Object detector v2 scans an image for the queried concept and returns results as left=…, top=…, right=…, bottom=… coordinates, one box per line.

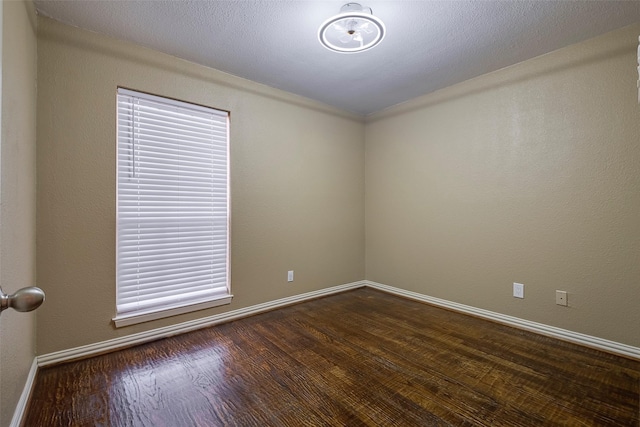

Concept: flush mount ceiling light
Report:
left=318, top=3, right=386, bottom=54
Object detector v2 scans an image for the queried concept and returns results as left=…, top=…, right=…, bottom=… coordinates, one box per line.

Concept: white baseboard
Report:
left=37, top=278, right=640, bottom=366
left=10, top=357, right=38, bottom=427
left=37, top=280, right=366, bottom=367
left=364, top=280, right=640, bottom=360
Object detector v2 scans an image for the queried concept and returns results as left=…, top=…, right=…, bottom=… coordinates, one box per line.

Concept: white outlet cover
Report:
left=513, top=283, right=524, bottom=298
left=556, top=290, right=568, bottom=306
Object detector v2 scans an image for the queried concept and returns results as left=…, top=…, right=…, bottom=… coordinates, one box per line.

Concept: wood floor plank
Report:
left=23, top=288, right=639, bottom=426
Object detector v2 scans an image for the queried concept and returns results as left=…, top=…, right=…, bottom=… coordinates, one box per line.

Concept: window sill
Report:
left=113, top=295, right=233, bottom=328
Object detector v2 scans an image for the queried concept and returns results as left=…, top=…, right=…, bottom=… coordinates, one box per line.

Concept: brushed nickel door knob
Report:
left=0, top=286, right=45, bottom=314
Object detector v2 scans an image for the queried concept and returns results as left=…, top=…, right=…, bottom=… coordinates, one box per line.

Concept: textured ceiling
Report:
left=34, top=1, right=640, bottom=116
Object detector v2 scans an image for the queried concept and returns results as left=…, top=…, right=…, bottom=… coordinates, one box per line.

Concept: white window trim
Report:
left=113, top=88, right=231, bottom=327
left=113, top=295, right=233, bottom=328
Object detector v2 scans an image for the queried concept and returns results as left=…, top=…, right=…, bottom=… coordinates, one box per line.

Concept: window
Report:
left=114, top=88, right=231, bottom=327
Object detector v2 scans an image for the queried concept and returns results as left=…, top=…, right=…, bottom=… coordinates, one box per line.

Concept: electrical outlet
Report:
left=513, top=282, right=524, bottom=299
left=287, top=270, right=294, bottom=282
left=556, top=290, right=568, bottom=306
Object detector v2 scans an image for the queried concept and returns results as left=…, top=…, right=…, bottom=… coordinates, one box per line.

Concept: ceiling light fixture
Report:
left=318, top=3, right=386, bottom=54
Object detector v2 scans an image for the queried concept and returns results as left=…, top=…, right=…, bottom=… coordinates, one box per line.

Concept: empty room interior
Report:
left=1, top=0, right=640, bottom=425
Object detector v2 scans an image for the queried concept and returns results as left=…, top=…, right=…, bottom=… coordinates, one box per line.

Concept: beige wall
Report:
left=0, top=0, right=38, bottom=424
left=36, top=18, right=365, bottom=354
left=365, top=24, right=640, bottom=347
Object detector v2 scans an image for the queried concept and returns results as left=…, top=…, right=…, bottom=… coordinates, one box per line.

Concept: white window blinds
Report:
left=116, top=88, right=230, bottom=323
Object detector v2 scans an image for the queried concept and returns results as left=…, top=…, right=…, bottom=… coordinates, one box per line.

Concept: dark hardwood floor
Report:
left=24, top=288, right=639, bottom=426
